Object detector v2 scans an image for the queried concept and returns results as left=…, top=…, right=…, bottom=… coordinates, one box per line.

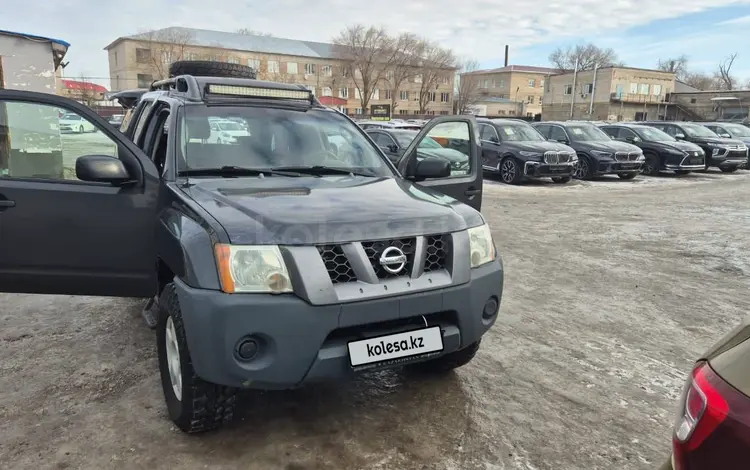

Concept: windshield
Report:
left=681, top=124, right=718, bottom=138
left=61, top=113, right=79, bottom=120
left=180, top=106, right=392, bottom=177
left=723, top=123, right=750, bottom=137
left=635, top=126, right=675, bottom=142
left=567, top=124, right=610, bottom=142
left=496, top=124, right=545, bottom=142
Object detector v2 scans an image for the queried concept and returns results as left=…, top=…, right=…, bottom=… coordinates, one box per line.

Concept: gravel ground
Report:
left=1, top=170, right=749, bottom=470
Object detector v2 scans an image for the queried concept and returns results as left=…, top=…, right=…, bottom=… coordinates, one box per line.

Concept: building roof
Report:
left=465, top=65, right=559, bottom=75
left=61, top=79, right=108, bottom=93
left=104, top=26, right=337, bottom=59
left=549, top=65, right=676, bottom=77
left=0, top=29, right=70, bottom=48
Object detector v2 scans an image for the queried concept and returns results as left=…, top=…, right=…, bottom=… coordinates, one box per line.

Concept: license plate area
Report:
left=347, top=326, right=444, bottom=368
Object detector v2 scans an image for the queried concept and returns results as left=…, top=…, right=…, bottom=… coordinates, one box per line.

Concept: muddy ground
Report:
left=2, top=170, right=749, bottom=470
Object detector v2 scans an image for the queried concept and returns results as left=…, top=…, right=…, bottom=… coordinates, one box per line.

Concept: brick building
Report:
left=460, top=65, right=557, bottom=118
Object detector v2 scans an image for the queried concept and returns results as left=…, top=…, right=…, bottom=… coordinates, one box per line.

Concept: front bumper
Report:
left=664, top=153, right=705, bottom=171
left=708, top=149, right=748, bottom=168
left=524, top=161, right=576, bottom=178
left=174, top=259, right=504, bottom=389
left=595, top=160, right=643, bottom=175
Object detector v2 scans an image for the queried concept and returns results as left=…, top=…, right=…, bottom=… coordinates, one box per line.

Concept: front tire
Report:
left=408, top=340, right=481, bottom=374
left=642, top=153, right=660, bottom=176
left=499, top=156, right=523, bottom=185
left=551, top=176, right=571, bottom=184
left=157, top=283, right=237, bottom=433
left=618, top=172, right=638, bottom=180
left=78, top=125, right=84, bottom=134
left=573, top=155, right=593, bottom=180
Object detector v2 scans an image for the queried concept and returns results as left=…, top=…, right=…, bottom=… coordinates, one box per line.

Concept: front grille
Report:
left=726, top=144, right=745, bottom=151
left=317, top=245, right=357, bottom=284
left=362, top=237, right=416, bottom=279
left=615, top=151, right=640, bottom=162
left=424, top=235, right=448, bottom=272
left=543, top=151, right=573, bottom=164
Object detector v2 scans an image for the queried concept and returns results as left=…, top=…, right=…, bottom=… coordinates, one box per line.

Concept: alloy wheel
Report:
left=500, top=159, right=516, bottom=183
left=573, top=159, right=588, bottom=179
left=165, top=316, right=183, bottom=401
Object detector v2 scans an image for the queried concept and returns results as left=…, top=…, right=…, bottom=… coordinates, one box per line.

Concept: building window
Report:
left=322, top=87, right=332, bottom=96
left=207, top=55, right=221, bottom=62
left=355, top=88, right=362, bottom=100
left=304, top=63, right=316, bottom=75
left=399, top=109, right=409, bottom=115
left=652, top=84, right=662, bottom=95
left=526, top=96, right=534, bottom=104
left=384, top=89, right=392, bottom=100
left=386, top=70, right=394, bottom=81
left=440, top=92, right=450, bottom=103
left=528, top=79, right=536, bottom=87
left=342, top=108, right=349, bottom=115
left=427, top=110, right=435, bottom=115
left=355, top=68, right=363, bottom=79
left=339, top=87, right=349, bottom=99
left=248, top=58, right=261, bottom=70
left=564, top=85, right=573, bottom=95
left=287, top=62, right=298, bottom=74
left=482, top=80, right=489, bottom=88
left=428, top=92, right=436, bottom=102
left=583, top=83, right=593, bottom=94
left=498, top=110, right=506, bottom=115
left=137, top=74, right=153, bottom=88
left=322, top=65, right=332, bottom=76
left=415, top=74, right=422, bottom=83
left=135, top=48, right=151, bottom=64
left=228, top=57, right=240, bottom=64
left=639, top=83, right=649, bottom=95
left=440, top=110, right=449, bottom=115
left=441, top=75, right=450, bottom=84
left=540, top=79, right=545, bottom=88
left=526, top=112, right=533, bottom=117
left=160, top=51, right=172, bottom=64
left=629, top=82, right=638, bottom=94
left=355, top=108, right=364, bottom=115
left=185, top=52, right=198, bottom=60
left=267, top=60, right=279, bottom=73
left=400, top=90, right=409, bottom=101
left=372, top=88, right=380, bottom=100
left=114, top=52, right=118, bottom=66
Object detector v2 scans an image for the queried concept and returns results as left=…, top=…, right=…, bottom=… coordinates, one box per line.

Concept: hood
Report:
left=506, top=140, right=575, bottom=153
left=573, top=139, right=641, bottom=153
left=185, top=176, right=483, bottom=245
left=655, top=140, right=703, bottom=152
left=688, top=136, right=744, bottom=146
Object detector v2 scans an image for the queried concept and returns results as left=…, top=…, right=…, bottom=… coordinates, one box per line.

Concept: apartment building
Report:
left=461, top=65, right=558, bottom=117
left=542, top=66, right=676, bottom=121
left=104, top=27, right=456, bottom=116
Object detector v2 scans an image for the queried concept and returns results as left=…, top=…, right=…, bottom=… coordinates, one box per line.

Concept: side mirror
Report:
left=387, top=143, right=399, bottom=153
left=720, top=133, right=732, bottom=138
left=675, top=133, right=685, bottom=140
left=412, top=158, right=451, bottom=180
left=489, top=135, right=500, bottom=143
left=76, top=155, right=132, bottom=185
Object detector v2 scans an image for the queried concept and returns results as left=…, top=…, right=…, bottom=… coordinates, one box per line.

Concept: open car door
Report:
left=0, top=89, right=160, bottom=297
left=396, top=115, right=483, bottom=211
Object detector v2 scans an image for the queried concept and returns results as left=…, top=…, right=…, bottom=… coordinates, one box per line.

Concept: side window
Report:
left=480, top=125, right=499, bottom=142
left=618, top=128, right=638, bottom=141
left=416, top=121, right=472, bottom=177
left=534, top=125, right=550, bottom=138
left=601, top=127, right=619, bottom=139
left=373, top=133, right=395, bottom=147
left=0, top=101, right=117, bottom=181
left=142, top=105, right=171, bottom=175
left=661, top=125, right=677, bottom=137
left=549, top=126, right=568, bottom=142
left=715, top=126, right=730, bottom=137
left=131, top=99, right=155, bottom=146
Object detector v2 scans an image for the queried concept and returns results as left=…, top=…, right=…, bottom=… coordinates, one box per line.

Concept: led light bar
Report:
left=207, top=84, right=311, bottom=100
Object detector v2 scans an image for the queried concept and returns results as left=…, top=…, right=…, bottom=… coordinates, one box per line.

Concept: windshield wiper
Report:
left=270, top=165, right=375, bottom=177
left=179, top=166, right=304, bottom=177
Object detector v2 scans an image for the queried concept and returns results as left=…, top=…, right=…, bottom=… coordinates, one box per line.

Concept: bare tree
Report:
left=332, top=25, right=395, bottom=112
left=657, top=55, right=689, bottom=80
left=236, top=28, right=274, bottom=37
left=682, top=71, right=716, bottom=91
left=716, top=53, right=738, bottom=91
left=382, top=32, right=421, bottom=112
left=415, top=41, right=456, bottom=114
left=138, top=28, right=196, bottom=79
left=75, top=74, right=98, bottom=108
left=455, top=59, right=482, bottom=114
left=549, top=43, right=620, bottom=71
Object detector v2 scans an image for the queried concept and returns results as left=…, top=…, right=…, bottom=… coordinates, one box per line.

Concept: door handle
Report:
left=0, top=199, right=16, bottom=208
left=465, top=188, right=481, bottom=196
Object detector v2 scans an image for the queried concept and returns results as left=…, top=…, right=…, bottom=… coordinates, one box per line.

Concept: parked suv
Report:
left=0, top=61, right=503, bottom=434
left=701, top=122, right=750, bottom=169
left=599, top=123, right=705, bottom=176
left=640, top=121, right=747, bottom=173
left=477, top=118, right=577, bottom=184
left=533, top=121, right=645, bottom=180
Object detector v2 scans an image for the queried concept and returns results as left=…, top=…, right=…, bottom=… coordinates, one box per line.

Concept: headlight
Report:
left=590, top=150, right=613, bottom=158
left=519, top=151, right=542, bottom=159
left=636, top=153, right=645, bottom=161
left=707, top=142, right=727, bottom=148
left=570, top=154, right=579, bottom=162
left=214, top=244, right=293, bottom=293
left=468, top=223, right=497, bottom=268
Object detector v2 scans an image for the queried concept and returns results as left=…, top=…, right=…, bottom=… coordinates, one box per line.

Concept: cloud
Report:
left=2, top=0, right=750, bottom=87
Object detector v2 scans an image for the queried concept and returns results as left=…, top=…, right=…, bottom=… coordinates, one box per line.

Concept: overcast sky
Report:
left=3, top=0, right=750, bottom=88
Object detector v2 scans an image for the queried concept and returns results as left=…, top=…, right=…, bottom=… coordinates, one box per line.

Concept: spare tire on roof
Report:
left=168, top=60, right=257, bottom=79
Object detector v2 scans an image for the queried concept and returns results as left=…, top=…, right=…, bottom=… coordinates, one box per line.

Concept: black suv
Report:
left=640, top=121, right=747, bottom=172
left=477, top=118, right=577, bottom=184
left=701, top=122, right=750, bottom=169
left=532, top=121, right=645, bottom=180
left=0, top=61, right=503, bottom=434
left=599, top=123, right=705, bottom=176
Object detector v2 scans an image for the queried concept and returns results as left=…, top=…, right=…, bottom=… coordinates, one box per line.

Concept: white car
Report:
left=58, top=113, right=96, bottom=133
left=209, top=119, right=250, bottom=144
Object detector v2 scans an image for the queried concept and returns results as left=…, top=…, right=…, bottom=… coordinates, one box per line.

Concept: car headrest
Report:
left=186, top=117, right=211, bottom=140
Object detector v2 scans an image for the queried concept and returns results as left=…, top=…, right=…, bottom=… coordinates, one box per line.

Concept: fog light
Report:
left=237, top=339, right=259, bottom=360
left=482, top=296, right=499, bottom=319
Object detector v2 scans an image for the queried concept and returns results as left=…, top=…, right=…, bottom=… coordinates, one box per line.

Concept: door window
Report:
left=661, top=125, right=678, bottom=137
left=549, top=126, right=569, bottom=142
left=0, top=101, right=117, bottom=181
left=372, top=132, right=396, bottom=148
left=534, top=125, right=550, bottom=138
left=480, top=124, right=499, bottom=142
left=601, top=127, right=619, bottom=139
left=415, top=121, right=471, bottom=177
left=618, top=128, right=638, bottom=141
